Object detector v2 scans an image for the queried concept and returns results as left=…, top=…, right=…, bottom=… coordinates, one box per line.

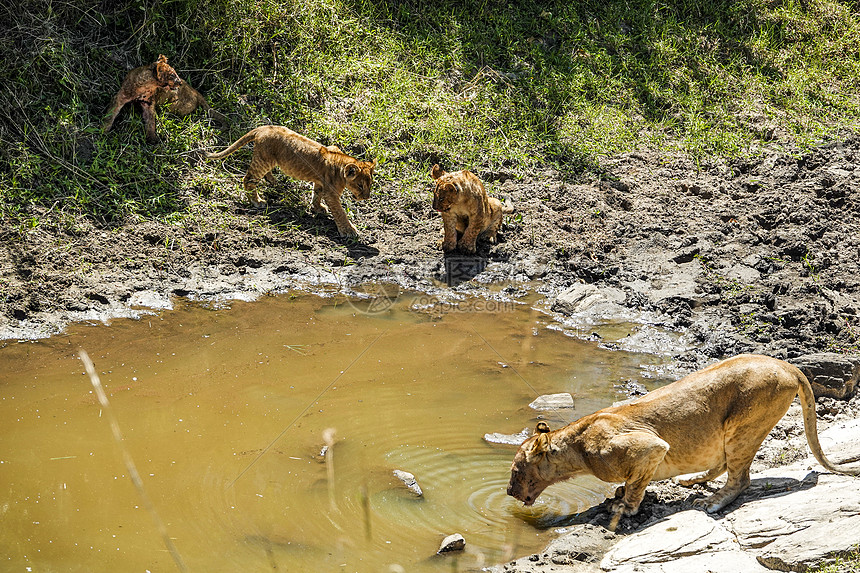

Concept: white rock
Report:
left=437, top=533, right=465, bottom=554
left=393, top=470, right=423, bottom=497
left=529, top=393, right=575, bottom=410
left=599, top=510, right=760, bottom=572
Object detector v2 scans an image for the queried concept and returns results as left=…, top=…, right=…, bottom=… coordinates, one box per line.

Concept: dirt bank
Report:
left=3, top=134, right=859, bottom=360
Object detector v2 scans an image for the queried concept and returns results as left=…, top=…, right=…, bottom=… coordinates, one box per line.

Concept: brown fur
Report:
left=103, top=55, right=226, bottom=144
left=153, top=82, right=228, bottom=126
left=430, top=165, right=513, bottom=253
left=507, top=354, right=859, bottom=529
left=206, top=125, right=376, bottom=237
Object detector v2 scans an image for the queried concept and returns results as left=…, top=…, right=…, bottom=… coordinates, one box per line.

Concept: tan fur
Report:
left=206, top=125, right=376, bottom=237
left=431, top=165, right=513, bottom=254
left=103, top=54, right=226, bottom=144
left=153, top=82, right=228, bottom=126
left=507, top=354, right=859, bottom=529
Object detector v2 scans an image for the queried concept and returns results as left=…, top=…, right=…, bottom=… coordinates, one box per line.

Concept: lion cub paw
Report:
left=456, top=241, right=477, bottom=254
left=338, top=224, right=359, bottom=238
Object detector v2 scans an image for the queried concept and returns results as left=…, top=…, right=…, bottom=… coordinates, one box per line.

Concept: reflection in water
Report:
left=0, top=291, right=675, bottom=572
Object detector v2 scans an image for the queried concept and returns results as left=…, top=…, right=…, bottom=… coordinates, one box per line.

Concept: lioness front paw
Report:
left=441, top=240, right=456, bottom=252
left=691, top=496, right=724, bottom=514
left=608, top=498, right=638, bottom=517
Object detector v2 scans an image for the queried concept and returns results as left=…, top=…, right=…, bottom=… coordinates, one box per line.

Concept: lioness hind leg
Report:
left=693, top=421, right=772, bottom=513
left=676, top=463, right=727, bottom=487
left=693, top=464, right=751, bottom=513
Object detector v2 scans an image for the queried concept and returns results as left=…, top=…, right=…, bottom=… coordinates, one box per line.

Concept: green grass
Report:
left=2, top=0, right=860, bottom=225
left=808, top=547, right=860, bottom=573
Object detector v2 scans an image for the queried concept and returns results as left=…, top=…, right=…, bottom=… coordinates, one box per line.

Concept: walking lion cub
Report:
left=206, top=125, right=376, bottom=237
left=508, top=354, right=860, bottom=530
left=431, top=165, right=513, bottom=254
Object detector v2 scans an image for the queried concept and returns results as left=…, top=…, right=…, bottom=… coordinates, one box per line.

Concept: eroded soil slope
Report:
left=2, top=135, right=859, bottom=359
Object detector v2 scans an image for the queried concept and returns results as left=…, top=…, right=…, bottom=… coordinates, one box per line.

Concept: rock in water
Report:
left=393, top=470, right=423, bottom=497
left=437, top=533, right=465, bottom=554
left=483, top=427, right=531, bottom=445
left=529, top=393, right=575, bottom=410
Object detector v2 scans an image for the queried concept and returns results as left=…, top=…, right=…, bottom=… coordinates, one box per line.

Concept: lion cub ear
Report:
left=431, top=164, right=445, bottom=180
left=157, top=54, right=169, bottom=64
left=345, top=164, right=358, bottom=179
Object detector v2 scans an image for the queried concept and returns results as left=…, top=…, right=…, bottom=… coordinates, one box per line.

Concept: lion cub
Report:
left=103, top=54, right=226, bottom=144
left=431, top=164, right=513, bottom=254
left=206, top=125, right=376, bottom=237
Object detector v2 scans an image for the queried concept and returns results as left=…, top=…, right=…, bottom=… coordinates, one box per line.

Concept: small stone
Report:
left=437, top=533, right=465, bottom=554
left=393, top=470, right=423, bottom=497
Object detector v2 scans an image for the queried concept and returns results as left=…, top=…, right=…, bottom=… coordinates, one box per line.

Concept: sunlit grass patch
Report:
left=2, top=0, right=860, bottom=226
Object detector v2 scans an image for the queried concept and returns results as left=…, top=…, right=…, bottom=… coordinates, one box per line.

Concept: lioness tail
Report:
left=797, top=367, right=860, bottom=475
left=205, top=127, right=259, bottom=160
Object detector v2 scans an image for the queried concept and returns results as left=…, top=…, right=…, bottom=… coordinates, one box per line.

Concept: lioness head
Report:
left=344, top=160, right=376, bottom=201
left=507, top=422, right=561, bottom=506
left=430, top=164, right=461, bottom=212
left=153, top=54, right=182, bottom=89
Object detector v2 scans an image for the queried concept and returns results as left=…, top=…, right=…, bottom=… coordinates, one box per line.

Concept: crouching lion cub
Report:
left=206, top=125, right=376, bottom=237
left=103, top=54, right=226, bottom=144
left=431, top=165, right=513, bottom=254
left=507, top=354, right=859, bottom=530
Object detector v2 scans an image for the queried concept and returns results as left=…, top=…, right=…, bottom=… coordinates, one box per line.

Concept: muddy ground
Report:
left=2, top=133, right=859, bottom=360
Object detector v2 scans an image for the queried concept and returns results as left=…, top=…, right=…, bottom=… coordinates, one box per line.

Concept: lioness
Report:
left=431, top=165, right=513, bottom=254
left=103, top=54, right=226, bottom=144
left=507, top=354, right=859, bottom=530
left=206, top=125, right=376, bottom=237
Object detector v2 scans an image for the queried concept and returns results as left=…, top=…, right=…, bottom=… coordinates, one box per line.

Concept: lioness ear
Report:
left=431, top=164, right=445, bottom=180
left=526, top=425, right=553, bottom=459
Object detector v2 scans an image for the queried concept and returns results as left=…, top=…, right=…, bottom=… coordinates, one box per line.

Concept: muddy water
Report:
left=0, top=292, right=675, bottom=572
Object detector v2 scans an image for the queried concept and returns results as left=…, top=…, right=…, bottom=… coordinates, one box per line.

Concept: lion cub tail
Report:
left=796, top=367, right=860, bottom=476
left=205, top=128, right=258, bottom=160
left=500, top=195, right=514, bottom=214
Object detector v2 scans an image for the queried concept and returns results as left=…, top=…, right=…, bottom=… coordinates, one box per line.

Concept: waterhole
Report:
left=0, top=290, right=678, bottom=571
